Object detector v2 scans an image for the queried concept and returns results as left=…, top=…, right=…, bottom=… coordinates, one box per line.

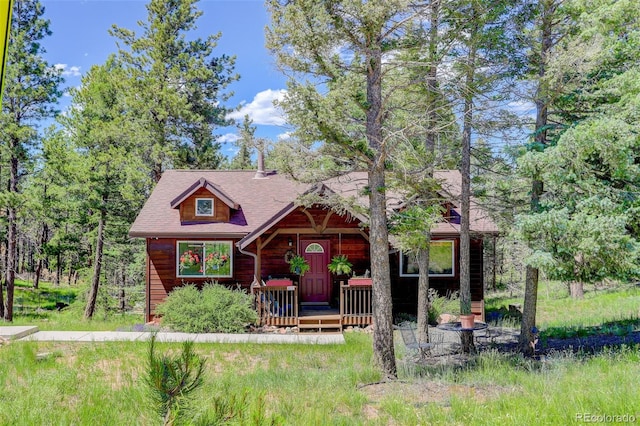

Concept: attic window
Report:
left=195, top=198, right=214, bottom=216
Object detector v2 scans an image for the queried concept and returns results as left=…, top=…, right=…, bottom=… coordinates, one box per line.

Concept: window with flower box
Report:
left=400, top=240, right=455, bottom=277
left=176, top=241, right=233, bottom=278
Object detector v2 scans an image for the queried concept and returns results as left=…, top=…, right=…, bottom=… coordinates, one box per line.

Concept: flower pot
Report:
left=459, top=314, right=475, bottom=330
left=348, top=278, right=372, bottom=286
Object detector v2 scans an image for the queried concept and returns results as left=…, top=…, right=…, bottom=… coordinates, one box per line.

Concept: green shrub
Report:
left=156, top=283, right=257, bottom=333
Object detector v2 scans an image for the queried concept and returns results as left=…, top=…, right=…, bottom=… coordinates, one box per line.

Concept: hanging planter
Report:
left=289, top=255, right=310, bottom=276
left=327, top=255, right=352, bottom=276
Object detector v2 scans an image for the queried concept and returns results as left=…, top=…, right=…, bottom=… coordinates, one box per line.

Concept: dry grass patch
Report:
left=360, top=379, right=517, bottom=408
left=200, top=349, right=263, bottom=375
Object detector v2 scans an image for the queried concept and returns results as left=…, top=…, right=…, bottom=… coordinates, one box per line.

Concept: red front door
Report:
left=300, top=240, right=330, bottom=304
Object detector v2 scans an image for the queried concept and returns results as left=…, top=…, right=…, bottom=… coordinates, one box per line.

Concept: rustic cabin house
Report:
left=129, top=169, right=498, bottom=331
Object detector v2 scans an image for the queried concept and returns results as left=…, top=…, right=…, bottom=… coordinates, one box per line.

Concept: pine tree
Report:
left=266, top=0, right=436, bottom=378
left=0, top=0, right=62, bottom=320
left=110, top=0, right=237, bottom=181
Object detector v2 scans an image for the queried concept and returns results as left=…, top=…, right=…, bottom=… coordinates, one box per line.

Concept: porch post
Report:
left=256, top=237, right=263, bottom=280
left=339, top=280, right=344, bottom=324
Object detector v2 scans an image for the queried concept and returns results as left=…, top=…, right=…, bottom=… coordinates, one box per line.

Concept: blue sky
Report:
left=41, top=0, right=290, bottom=159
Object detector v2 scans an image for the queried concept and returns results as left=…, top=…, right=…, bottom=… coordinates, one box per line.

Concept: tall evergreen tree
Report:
left=228, top=115, right=259, bottom=170
left=445, top=0, right=521, bottom=352
left=0, top=0, right=62, bottom=320
left=267, top=0, right=434, bottom=378
left=517, top=0, right=640, bottom=336
left=58, top=59, right=148, bottom=319
left=110, top=0, right=238, bottom=181
left=386, top=0, right=460, bottom=357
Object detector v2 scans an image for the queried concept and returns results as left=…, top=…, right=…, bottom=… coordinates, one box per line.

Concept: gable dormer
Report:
left=442, top=202, right=460, bottom=224
left=170, top=178, right=240, bottom=224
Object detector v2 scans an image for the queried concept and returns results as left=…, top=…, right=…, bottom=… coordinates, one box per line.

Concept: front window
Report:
left=195, top=198, right=214, bottom=216
left=400, top=240, right=455, bottom=277
left=177, top=241, right=233, bottom=278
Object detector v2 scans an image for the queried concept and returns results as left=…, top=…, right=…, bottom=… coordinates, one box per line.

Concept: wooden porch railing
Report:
left=340, top=283, right=373, bottom=327
left=253, top=285, right=298, bottom=327
left=252, top=282, right=373, bottom=330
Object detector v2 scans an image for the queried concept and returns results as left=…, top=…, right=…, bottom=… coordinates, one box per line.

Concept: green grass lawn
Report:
left=1, top=333, right=638, bottom=425
left=8, top=279, right=144, bottom=331
left=486, top=280, right=640, bottom=328
left=1, top=281, right=639, bottom=424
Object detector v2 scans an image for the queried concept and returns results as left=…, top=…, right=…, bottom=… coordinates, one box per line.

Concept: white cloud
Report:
left=277, top=132, right=293, bottom=141
left=55, top=63, right=82, bottom=77
left=218, top=133, right=240, bottom=144
left=227, top=89, right=287, bottom=126
left=508, top=100, right=535, bottom=115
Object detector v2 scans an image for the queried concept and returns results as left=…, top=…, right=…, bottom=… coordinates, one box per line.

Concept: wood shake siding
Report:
left=146, top=237, right=254, bottom=320
left=390, top=238, right=484, bottom=315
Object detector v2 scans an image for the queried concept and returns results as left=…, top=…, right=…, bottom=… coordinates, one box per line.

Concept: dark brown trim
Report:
left=129, top=232, right=248, bottom=239
left=237, top=184, right=370, bottom=250
left=146, top=239, right=152, bottom=322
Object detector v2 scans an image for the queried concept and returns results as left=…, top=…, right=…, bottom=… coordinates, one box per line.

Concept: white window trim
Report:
left=195, top=198, right=214, bottom=216
left=176, top=240, right=233, bottom=278
left=399, top=240, right=455, bottom=277
left=305, top=242, right=325, bottom=253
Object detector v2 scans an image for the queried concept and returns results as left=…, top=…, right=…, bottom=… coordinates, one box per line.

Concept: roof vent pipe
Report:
left=254, top=145, right=268, bottom=179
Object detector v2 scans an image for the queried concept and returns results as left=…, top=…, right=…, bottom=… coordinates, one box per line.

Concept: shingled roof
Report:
left=128, top=169, right=498, bottom=239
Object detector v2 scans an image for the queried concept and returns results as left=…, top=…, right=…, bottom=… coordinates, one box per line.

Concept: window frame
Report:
left=176, top=240, right=233, bottom=278
left=305, top=243, right=325, bottom=253
left=195, top=198, right=214, bottom=217
left=399, top=240, right=455, bottom=277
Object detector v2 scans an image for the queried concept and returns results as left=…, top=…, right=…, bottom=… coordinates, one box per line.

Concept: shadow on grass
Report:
left=542, top=317, right=640, bottom=339
left=399, top=318, right=640, bottom=380
left=14, top=287, right=77, bottom=312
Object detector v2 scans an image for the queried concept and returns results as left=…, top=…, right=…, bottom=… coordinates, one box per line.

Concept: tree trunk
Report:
left=415, top=0, right=441, bottom=358
left=55, top=250, right=61, bottom=287
left=492, top=235, right=497, bottom=290
left=0, top=280, right=4, bottom=320
left=519, top=265, right=539, bottom=354
left=519, top=0, right=555, bottom=355
left=119, top=288, right=126, bottom=312
left=459, top=14, right=478, bottom=354
left=19, top=235, right=26, bottom=275
left=0, top=241, right=4, bottom=319
left=3, top=154, right=19, bottom=321
left=367, top=41, right=396, bottom=379
left=416, top=247, right=431, bottom=358
left=34, top=223, right=48, bottom=289
left=569, top=281, right=584, bottom=299
left=369, top=168, right=396, bottom=378
left=84, top=207, right=106, bottom=319
left=67, top=265, right=73, bottom=286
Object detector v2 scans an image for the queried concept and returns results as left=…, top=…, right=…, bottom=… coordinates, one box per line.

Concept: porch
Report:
left=252, top=281, right=373, bottom=333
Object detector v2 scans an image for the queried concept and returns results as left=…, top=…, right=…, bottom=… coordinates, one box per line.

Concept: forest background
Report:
left=0, top=0, right=638, bottom=365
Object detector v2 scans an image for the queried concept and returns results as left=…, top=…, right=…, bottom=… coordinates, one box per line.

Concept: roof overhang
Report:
left=129, top=232, right=248, bottom=239
left=237, top=183, right=369, bottom=250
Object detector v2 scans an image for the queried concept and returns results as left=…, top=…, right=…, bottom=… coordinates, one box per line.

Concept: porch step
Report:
left=298, top=315, right=342, bottom=333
